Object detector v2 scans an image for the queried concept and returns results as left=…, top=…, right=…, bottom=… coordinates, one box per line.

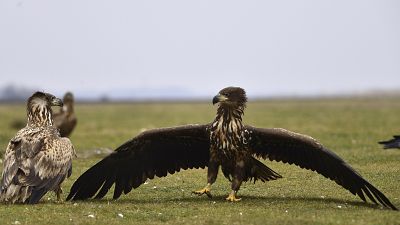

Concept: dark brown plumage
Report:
left=53, top=92, right=77, bottom=137
left=67, top=87, right=397, bottom=210
left=0, top=92, right=76, bottom=204
left=379, top=136, right=400, bottom=149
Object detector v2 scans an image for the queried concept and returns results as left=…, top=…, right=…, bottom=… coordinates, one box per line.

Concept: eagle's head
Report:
left=28, top=92, right=63, bottom=109
left=27, top=92, right=63, bottom=126
left=213, top=87, right=247, bottom=108
left=62, top=92, right=75, bottom=113
left=63, top=92, right=74, bottom=104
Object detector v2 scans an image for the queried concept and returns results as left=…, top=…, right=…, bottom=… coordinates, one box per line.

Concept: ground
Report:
left=0, top=98, right=399, bottom=225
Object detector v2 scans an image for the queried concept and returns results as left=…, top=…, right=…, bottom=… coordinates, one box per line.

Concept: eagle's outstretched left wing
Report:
left=67, top=124, right=210, bottom=201
left=246, top=126, right=397, bottom=210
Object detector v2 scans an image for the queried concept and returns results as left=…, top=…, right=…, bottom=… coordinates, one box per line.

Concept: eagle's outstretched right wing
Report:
left=246, top=126, right=397, bottom=210
left=67, top=124, right=210, bottom=201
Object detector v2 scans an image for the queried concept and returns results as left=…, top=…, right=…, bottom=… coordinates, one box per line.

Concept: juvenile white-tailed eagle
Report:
left=53, top=92, right=77, bottom=137
left=0, top=92, right=76, bottom=204
left=10, top=92, right=77, bottom=138
left=67, top=87, right=397, bottom=210
left=379, top=136, right=400, bottom=149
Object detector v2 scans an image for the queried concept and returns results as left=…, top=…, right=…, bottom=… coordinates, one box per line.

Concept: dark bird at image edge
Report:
left=379, top=136, right=400, bottom=149
left=67, top=87, right=397, bottom=210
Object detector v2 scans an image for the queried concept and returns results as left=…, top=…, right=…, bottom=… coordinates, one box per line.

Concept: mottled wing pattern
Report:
left=67, top=124, right=210, bottom=201
left=0, top=126, right=75, bottom=203
left=246, top=126, right=397, bottom=210
left=34, top=134, right=75, bottom=180
left=1, top=127, right=43, bottom=190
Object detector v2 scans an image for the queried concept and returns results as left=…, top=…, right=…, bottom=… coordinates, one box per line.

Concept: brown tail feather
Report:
left=250, top=157, right=282, bottom=183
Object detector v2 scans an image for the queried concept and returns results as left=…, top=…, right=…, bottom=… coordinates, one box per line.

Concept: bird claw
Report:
left=192, top=187, right=212, bottom=198
left=225, top=193, right=241, bottom=202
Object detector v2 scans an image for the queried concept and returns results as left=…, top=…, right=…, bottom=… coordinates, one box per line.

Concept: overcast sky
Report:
left=0, top=0, right=399, bottom=98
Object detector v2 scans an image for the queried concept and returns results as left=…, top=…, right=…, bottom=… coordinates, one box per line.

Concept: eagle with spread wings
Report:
left=67, top=87, right=397, bottom=210
left=0, top=92, right=76, bottom=204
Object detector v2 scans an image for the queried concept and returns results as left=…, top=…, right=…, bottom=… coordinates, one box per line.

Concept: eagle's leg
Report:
left=55, top=186, right=63, bottom=202
left=193, top=160, right=219, bottom=198
left=226, top=160, right=245, bottom=202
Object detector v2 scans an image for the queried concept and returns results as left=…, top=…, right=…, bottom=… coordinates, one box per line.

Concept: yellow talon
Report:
left=192, top=183, right=212, bottom=198
left=226, top=191, right=241, bottom=202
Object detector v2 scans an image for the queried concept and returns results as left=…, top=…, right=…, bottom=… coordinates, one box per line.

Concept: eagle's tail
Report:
left=250, top=157, right=282, bottom=183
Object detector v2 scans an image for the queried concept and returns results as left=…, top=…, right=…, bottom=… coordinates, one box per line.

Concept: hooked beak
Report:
left=51, top=97, right=63, bottom=107
left=212, top=94, right=228, bottom=105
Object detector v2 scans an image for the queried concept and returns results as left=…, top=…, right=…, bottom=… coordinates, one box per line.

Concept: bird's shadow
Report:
left=69, top=194, right=383, bottom=210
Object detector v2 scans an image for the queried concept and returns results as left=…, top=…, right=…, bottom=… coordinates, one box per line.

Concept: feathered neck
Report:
left=210, top=104, right=246, bottom=153
left=214, top=104, right=245, bottom=124
left=27, top=98, right=53, bottom=127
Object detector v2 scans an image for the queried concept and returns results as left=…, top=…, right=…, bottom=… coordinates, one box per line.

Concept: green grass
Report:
left=0, top=98, right=399, bottom=225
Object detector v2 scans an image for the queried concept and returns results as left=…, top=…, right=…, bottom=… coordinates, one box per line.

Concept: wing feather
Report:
left=246, top=126, right=397, bottom=210
left=34, top=137, right=75, bottom=180
left=67, top=124, right=210, bottom=201
left=1, top=127, right=75, bottom=204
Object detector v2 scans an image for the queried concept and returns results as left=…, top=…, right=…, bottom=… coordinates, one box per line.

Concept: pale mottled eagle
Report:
left=0, top=92, right=76, bottom=204
left=10, top=92, right=77, bottom=138
left=67, top=87, right=397, bottom=210
left=53, top=92, right=77, bottom=137
left=379, top=136, right=400, bottom=149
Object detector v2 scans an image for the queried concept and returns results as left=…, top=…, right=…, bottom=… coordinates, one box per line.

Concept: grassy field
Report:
left=0, top=98, right=399, bottom=225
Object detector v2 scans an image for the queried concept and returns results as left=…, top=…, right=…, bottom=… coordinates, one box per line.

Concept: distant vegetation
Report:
left=1, top=83, right=400, bottom=103
left=0, top=84, right=37, bottom=102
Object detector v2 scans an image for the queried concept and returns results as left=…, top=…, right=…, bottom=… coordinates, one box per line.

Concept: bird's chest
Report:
left=209, top=118, right=249, bottom=160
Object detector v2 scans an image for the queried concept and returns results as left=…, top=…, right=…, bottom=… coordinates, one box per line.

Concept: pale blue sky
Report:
left=0, top=0, right=399, bottom=99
